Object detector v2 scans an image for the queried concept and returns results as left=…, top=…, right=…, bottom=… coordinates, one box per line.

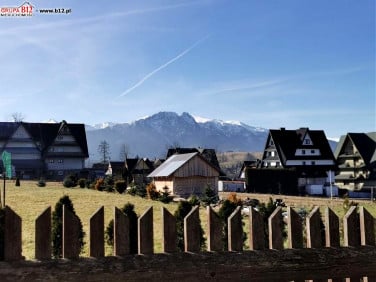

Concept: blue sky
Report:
left=0, top=0, right=375, bottom=138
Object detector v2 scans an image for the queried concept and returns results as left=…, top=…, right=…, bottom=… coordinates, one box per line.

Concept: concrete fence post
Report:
left=89, top=206, right=104, bottom=258
left=138, top=207, right=153, bottom=255
left=35, top=206, right=51, bottom=260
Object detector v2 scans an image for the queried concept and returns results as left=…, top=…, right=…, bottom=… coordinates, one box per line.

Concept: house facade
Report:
left=259, top=127, right=336, bottom=194
left=148, top=152, right=220, bottom=198
left=334, top=132, right=376, bottom=194
left=0, top=121, right=88, bottom=180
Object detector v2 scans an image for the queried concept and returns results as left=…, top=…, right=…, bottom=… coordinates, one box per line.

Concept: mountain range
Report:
left=85, top=112, right=269, bottom=161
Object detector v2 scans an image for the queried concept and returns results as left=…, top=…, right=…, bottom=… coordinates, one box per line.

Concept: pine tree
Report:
left=51, top=195, right=85, bottom=258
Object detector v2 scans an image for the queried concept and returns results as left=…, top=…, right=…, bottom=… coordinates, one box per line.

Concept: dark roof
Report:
left=335, top=132, right=376, bottom=168
left=0, top=121, right=89, bottom=157
left=267, top=128, right=335, bottom=165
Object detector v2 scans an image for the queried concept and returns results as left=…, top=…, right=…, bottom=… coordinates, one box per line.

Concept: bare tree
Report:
left=98, top=140, right=110, bottom=166
left=119, top=143, right=130, bottom=161
left=11, top=112, right=25, bottom=122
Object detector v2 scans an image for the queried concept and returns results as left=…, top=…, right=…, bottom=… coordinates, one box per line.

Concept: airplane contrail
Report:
left=118, top=35, right=209, bottom=98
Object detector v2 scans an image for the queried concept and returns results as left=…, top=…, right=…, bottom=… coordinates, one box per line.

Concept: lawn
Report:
left=2, top=180, right=376, bottom=260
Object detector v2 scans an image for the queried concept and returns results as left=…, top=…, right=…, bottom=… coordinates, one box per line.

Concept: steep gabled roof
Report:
left=0, top=121, right=89, bottom=157
left=335, top=132, right=376, bottom=167
left=268, top=128, right=335, bottom=165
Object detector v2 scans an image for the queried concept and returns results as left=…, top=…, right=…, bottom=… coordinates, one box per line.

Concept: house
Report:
left=0, top=121, right=88, bottom=180
left=238, top=160, right=258, bottom=180
left=258, top=127, right=336, bottom=195
left=334, top=132, right=376, bottom=196
left=148, top=152, right=220, bottom=198
left=166, top=147, right=225, bottom=177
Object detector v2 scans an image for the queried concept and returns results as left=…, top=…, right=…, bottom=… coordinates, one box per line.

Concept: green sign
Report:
left=1, top=151, right=12, bottom=179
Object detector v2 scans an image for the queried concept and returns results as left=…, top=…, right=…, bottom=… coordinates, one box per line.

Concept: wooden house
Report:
left=0, top=120, right=88, bottom=180
left=148, top=152, right=220, bottom=198
left=334, top=132, right=376, bottom=195
left=259, top=127, right=336, bottom=195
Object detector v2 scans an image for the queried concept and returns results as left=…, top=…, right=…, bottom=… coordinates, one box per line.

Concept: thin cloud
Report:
left=118, top=35, right=210, bottom=98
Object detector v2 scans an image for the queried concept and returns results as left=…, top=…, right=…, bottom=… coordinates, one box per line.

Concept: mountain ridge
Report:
left=85, top=112, right=268, bottom=161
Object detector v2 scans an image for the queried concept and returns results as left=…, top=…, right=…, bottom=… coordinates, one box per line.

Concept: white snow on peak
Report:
left=193, top=115, right=213, bottom=123
left=93, top=122, right=116, bottom=129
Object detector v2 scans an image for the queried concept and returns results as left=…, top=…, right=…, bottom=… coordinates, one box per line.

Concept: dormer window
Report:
left=304, top=139, right=311, bottom=145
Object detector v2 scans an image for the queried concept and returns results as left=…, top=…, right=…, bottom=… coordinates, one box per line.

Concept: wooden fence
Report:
left=0, top=205, right=376, bottom=281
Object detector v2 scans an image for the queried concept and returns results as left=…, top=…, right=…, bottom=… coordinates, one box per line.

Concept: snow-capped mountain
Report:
left=85, top=112, right=268, bottom=161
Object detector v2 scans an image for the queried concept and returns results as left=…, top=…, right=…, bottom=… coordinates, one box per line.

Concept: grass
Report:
left=4, top=180, right=181, bottom=259
left=2, top=180, right=376, bottom=260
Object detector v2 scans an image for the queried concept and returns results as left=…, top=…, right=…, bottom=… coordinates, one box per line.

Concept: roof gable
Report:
left=148, top=152, right=198, bottom=177
left=267, top=128, right=334, bottom=164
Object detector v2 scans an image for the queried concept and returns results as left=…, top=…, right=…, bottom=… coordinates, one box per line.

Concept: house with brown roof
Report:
left=148, top=152, right=220, bottom=198
left=334, top=132, right=376, bottom=196
left=0, top=121, right=88, bottom=180
left=258, top=127, right=336, bottom=195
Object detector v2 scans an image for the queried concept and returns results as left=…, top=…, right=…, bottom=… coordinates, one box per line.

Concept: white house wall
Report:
left=286, top=160, right=335, bottom=166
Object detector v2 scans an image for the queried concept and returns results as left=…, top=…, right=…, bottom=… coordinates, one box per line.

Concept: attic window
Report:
left=304, top=139, right=311, bottom=145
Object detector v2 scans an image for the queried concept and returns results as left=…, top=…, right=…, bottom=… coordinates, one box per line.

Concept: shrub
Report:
left=114, top=180, right=127, bottom=194
left=136, top=184, right=147, bottom=198
left=37, top=179, right=46, bottom=187
left=159, top=186, right=172, bottom=204
left=127, top=183, right=137, bottom=196
left=188, top=195, right=200, bottom=206
left=105, top=203, right=138, bottom=253
left=258, top=197, right=286, bottom=248
left=201, top=185, right=218, bottom=206
left=218, top=199, right=245, bottom=250
left=63, top=174, right=77, bottom=188
left=78, top=178, right=86, bottom=188
left=227, top=192, right=242, bottom=205
left=146, top=183, right=160, bottom=200
left=174, top=201, right=205, bottom=251
left=52, top=195, right=85, bottom=258
left=15, top=177, right=20, bottom=187
left=94, top=178, right=105, bottom=191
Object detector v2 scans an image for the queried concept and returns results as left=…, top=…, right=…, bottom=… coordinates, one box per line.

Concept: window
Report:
left=302, top=161, right=306, bottom=165
left=302, top=150, right=306, bottom=155
left=304, top=139, right=311, bottom=145
left=58, top=159, right=64, bottom=163
left=311, top=161, right=316, bottom=165
left=58, top=171, right=63, bottom=176
left=271, top=151, right=275, bottom=157
left=311, top=150, right=315, bottom=154
left=49, top=159, right=54, bottom=163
